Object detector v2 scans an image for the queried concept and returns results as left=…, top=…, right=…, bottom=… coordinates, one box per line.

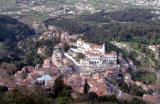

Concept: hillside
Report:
left=0, top=15, right=35, bottom=42
left=48, top=0, right=160, bottom=10
left=0, top=0, right=16, bottom=10
left=14, top=0, right=160, bottom=11
left=44, top=9, right=160, bottom=68
left=44, top=9, right=160, bottom=43
left=1, top=0, right=160, bottom=11
left=0, top=15, right=36, bottom=66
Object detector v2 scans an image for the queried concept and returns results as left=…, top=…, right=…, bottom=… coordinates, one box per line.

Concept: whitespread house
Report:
left=85, top=51, right=117, bottom=66
left=66, top=38, right=118, bottom=67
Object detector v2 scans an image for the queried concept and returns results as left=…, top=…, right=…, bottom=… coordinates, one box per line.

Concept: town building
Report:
left=149, top=45, right=160, bottom=60
left=85, top=51, right=117, bottom=67
left=66, top=38, right=118, bottom=67
left=43, top=58, right=52, bottom=68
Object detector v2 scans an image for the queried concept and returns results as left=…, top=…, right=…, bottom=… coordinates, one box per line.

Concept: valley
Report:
left=0, top=0, right=160, bottom=104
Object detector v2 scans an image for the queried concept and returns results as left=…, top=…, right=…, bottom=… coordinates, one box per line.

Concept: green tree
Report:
left=1, top=87, right=49, bottom=104
left=15, top=96, right=35, bottom=104
left=59, top=85, right=72, bottom=97
left=0, top=86, right=8, bottom=104
left=63, top=43, right=70, bottom=52
left=83, top=79, right=90, bottom=94
left=129, top=98, right=147, bottom=104
left=0, top=62, right=18, bottom=75
left=52, top=76, right=65, bottom=97
left=98, top=95, right=118, bottom=103
left=77, top=53, right=86, bottom=59
left=87, top=92, right=98, bottom=102
left=56, top=96, right=72, bottom=104
left=0, top=86, right=8, bottom=93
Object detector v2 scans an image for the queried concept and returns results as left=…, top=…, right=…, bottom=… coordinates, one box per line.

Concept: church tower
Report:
left=102, top=43, right=105, bottom=54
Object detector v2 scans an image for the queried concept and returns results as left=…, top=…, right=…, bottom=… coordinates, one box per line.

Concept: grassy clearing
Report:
left=133, top=71, right=157, bottom=85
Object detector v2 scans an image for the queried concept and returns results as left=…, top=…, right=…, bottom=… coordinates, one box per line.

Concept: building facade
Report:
left=85, top=51, right=117, bottom=66
left=71, top=39, right=118, bottom=66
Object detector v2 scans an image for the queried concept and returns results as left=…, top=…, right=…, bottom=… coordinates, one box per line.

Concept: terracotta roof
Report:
left=85, top=51, right=104, bottom=56
left=91, top=44, right=103, bottom=49
left=143, top=94, right=159, bottom=103
left=0, top=77, right=16, bottom=87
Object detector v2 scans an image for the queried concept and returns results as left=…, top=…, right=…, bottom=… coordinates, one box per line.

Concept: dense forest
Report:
left=0, top=15, right=39, bottom=69
left=0, top=15, right=35, bottom=42
left=79, top=9, right=158, bottom=23
left=44, top=9, right=160, bottom=45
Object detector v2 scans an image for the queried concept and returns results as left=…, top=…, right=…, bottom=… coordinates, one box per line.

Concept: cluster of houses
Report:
left=0, top=36, right=159, bottom=103
left=12, top=39, right=120, bottom=96
left=12, top=64, right=116, bottom=96
left=12, top=40, right=148, bottom=96
left=75, top=0, right=95, bottom=13
left=149, top=45, right=160, bottom=60
left=121, top=0, right=160, bottom=9
left=63, top=71, right=110, bottom=96
left=14, top=65, right=59, bottom=89
left=38, top=26, right=70, bottom=42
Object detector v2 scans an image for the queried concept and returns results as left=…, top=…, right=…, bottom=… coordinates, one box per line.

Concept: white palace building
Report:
left=65, top=38, right=118, bottom=67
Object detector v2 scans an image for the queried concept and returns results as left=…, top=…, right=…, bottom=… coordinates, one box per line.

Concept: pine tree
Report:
left=84, top=79, right=90, bottom=94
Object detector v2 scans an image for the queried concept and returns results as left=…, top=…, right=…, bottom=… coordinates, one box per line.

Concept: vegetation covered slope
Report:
left=0, top=15, right=35, bottom=42
left=0, top=15, right=37, bottom=67
left=0, top=0, right=16, bottom=9
left=44, top=0, right=160, bottom=10
left=44, top=9, right=160, bottom=68
left=44, top=9, right=160, bottom=44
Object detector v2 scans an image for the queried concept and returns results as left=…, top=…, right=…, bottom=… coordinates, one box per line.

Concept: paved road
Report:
left=64, top=53, right=82, bottom=66
left=105, top=78, right=133, bottom=100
